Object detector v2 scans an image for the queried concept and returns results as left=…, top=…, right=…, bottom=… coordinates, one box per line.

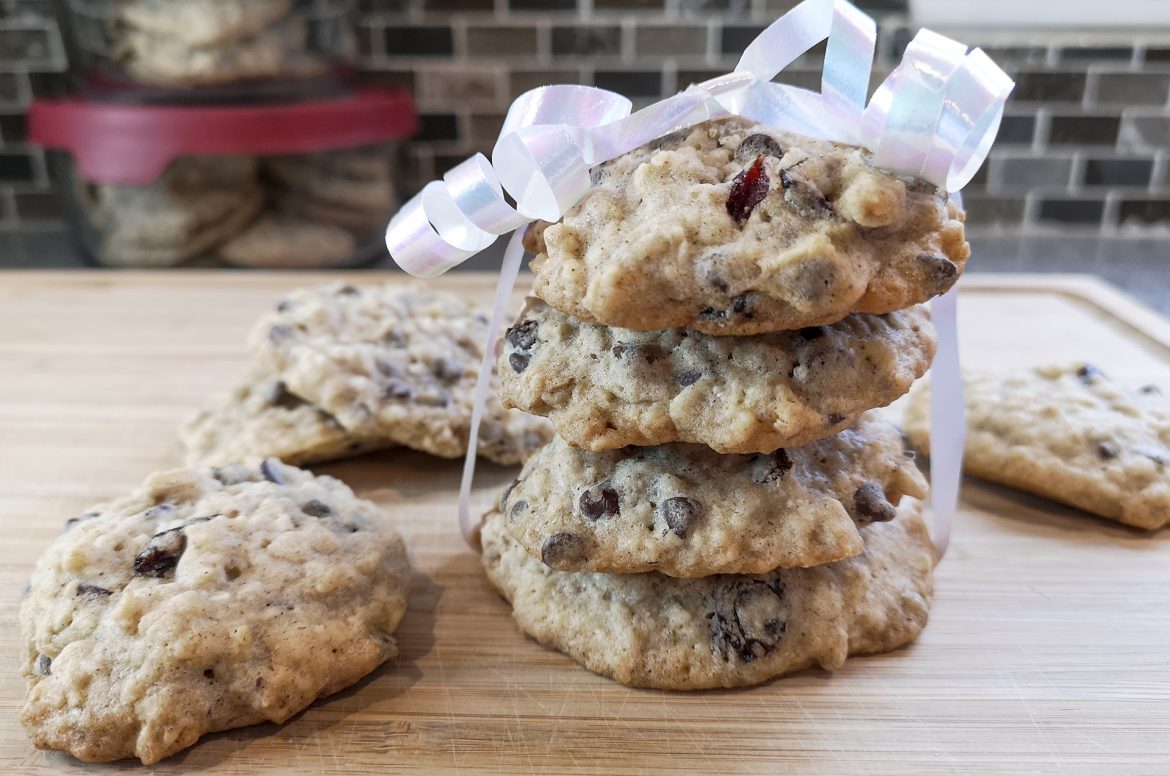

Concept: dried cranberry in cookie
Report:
left=527, top=117, right=968, bottom=335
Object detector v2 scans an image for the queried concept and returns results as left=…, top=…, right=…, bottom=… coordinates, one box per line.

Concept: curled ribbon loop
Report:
left=388, top=0, right=1013, bottom=555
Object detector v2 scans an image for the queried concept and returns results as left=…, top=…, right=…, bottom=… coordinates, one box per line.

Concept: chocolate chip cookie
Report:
left=120, top=0, right=293, bottom=48
left=482, top=498, right=933, bottom=689
left=527, top=118, right=968, bottom=335
left=181, top=369, right=393, bottom=467
left=499, top=299, right=935, bottom=453
left=251, top=283, right=552, bottom=464
left=905, top=364, right=1170, bottom=530
left=498, top=412, right=925, bottom=577
left=219, top=215, right=357, bottom=268
left=20, top=461, right=411, bottom=764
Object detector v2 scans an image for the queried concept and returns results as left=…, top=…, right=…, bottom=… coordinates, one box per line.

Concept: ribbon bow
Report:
left=385, top=0, right=1014, bottom=555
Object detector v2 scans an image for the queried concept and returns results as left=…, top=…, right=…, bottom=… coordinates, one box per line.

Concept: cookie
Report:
left=263, top=148, right=396, bottom=213
left=120, top=0, right=294, bottom=48
left=123, top=17, right=315, bottom=86
left=274, top=190, right=392, bottom=233
left=499, top=299, right=935, bottom=454
left=905, top=364, right=1170, bottom=530
left=481, top=498, right=933, bottom=689
left=251, top=283, right=552, bottom=464
left=526, top=118, right=968, bottom=335
left=219, top=214, right=357, bottom=268
left=20, top=461, right=411, bottom=763
left=181, top=370, right=394, bottom=467
left=498, top=412, right=925, bottom=577
left=84, top=156, right=263, bottom=267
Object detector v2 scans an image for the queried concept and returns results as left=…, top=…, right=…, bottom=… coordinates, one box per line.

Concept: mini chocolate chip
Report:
left=384, top=379, right=413, bottom=399
left=660, top=497, right=703, bottom=538
left=204, top=669, right=215, bottom=680
left=732, top=293, right=752, bottom=317
left=267, top=324, right=295, bottom=344
left=799, top=326, right=824, bottom=340
left=736, top=133, right=785, bottom=161
left=509, top=353, right=530, bottom=373
left=916, top=254, right=959, bottom=295
left=509, top=499, right=529, bottom=518
left=852, top=482, right=896, bottom=524
left=541, top=532, right=588, bottom=568
left=383, top=329, right=407, bottom=347
left=336, top=285, right=360, bottom=296
left=579, top=485, right=620, bottom=520
left=143, top=504, right=175, bottom=520
left=266, top=380, right=303, bottom=411
left=589, top=165, right=608, bottom=186
left=133, top=527, right=187, bottom=578
left=433, top=357, right=464, bottom=384
left=780, top=168, right=833, bottom=215
left=65, top=511, right=100, bottom=531
left=259, top=459, right=285, bottom=485
left=1097, top=441, right=1120, bottom=459
left=1139, top=384, right=1162, bottom=395
left=275, top=300, right=294, bottom=313
left=826, top=413, right=847, bottom=426
left=711, top=580, right=787, bottom=663
left=76, top=583, right=112, bottom=597
left=676, top=370, right=703, bottom=387
left=505, top=319, right=539, bottom=351
left=35, top=654, right=51, bottom=676
left=1077, top=363, right=1105, bottom=383
left=611, top=343, right=632, bottom=359
left=699, top=306, right=729, bottom=321
left=20, top=582, right=31, bottom=600
left=301, top=500, right=332, bottom=517
left=752, top=450, right=793, bottom=484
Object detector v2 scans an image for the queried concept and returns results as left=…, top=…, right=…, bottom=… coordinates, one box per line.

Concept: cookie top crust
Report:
left=905, top=364, right=1170, bottom=530
left=250, top=283, right=552, bottom=464
left=498, top=412, right=926, bottom=577
left=527, top=118, right=968, bottom=335
left=181, top=369, right=393, bottom=467
left=20, top=461, right=411, bottom=764
left=482, top=499, right=933, bottom=690
left=499, top=299, right=935, bottom=454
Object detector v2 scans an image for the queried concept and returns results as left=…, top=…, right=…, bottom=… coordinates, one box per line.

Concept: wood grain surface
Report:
left=1, top=271, right=1168, bottom=775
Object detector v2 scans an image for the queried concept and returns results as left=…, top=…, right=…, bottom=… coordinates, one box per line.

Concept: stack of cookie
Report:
left=482, top=118, right=968, bottom=689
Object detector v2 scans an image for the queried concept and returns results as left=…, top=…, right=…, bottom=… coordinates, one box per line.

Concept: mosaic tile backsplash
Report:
left=2, top=0, right=1170, bottom=238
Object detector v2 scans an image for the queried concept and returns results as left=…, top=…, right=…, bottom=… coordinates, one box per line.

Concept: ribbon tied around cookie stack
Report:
left=385, top=0, right=1014, bottom=557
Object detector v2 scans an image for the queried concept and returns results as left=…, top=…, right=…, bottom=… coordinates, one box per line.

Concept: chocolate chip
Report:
left=20, top=582, right=30, bottom=600
left=266, top=380, right=303, bottom=411
left=695, top=251, right=730, bottom=293
left=1077, top=363, right=1105, bottom=383
left=1097, top=441, right=1120, bottom=459
left=780, top=168, right=833, bottom=215
left=735, top=133, right=785, bottom=162
left=676, top=370, right=703, bottom=387
left=589, top=165, right=608, bottom=186
left=383, top=329, right=407, bottom=347
left=76, top=583, right=112, bottom=596
left=1139, top=384, right=1162, bottom=395
left=336, top=285, right=360, bottom=296
left=826, top=412, right=847, bottom=426
left=267, top=324, right=294, bottom=345
left=751, top=450, right=793, bottom=484
left=711, top=580, right=787, bottom=663
left=699, top=306, right=729, bottom=321
left=916, top=254, right=959, bottom=295
left=852, top=482, right=896, bottom=524
left=35, top=654, right=51, bottom=676
left=500, top=478, right=521, bottom=511
left=798, top=326, right=824, bottom=340
left=384, top=379, right=413, bottom=399
left=433, top=357, right=464, bottom=384
left=727, top=156, right=770, bottom=226
left=509, top=353, right=530, bottom=373
left=509, top=499, right=529, bottom=518
left=133, top=527, right=187, bottom=578
left=275, top=300, right=294, bottom=313
left=578, top=485, right=620, bottom=520
left=660, top=497, right=703, bottom=538
left=540, top=532, right=588, bottom=568
left=204, top=669, right=215, bottom=680
left=301, top=500, right=331, bottom=517
left=143, top=504, right=174, bottom=520
left=732, top=293, right=752, bottom=317
left=506, top=319, right=539, bottom=351
left=259, top=458, right=285, bottom=485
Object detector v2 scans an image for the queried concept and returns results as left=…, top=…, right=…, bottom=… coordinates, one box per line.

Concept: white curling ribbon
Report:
left=385, top=0, right=1013, bottom=553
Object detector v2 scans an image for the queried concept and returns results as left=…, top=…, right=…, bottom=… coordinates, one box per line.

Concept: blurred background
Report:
left=1, top=0, right=1168, bottom=307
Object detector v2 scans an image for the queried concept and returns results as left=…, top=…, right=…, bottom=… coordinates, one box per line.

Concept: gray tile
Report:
left=509, top=69, right=578, bottom=96
left=421, top=0, right=493, bottom=10
left=0, top=151, right=34, bottom=182
left=1047, top=115, right=1120, bottom=146
left=677, top=69, right=724, bottom=88
left=1118, top=115, right=1170, bottom=150
left=1011, top=71, right=1085, bottom=103
left=979, top=46, right=1048, bottom=67
left=510, top=0, right=577, bottom=10
left=1058, top=46, right=1132, bottom=64
left=552, top=26, right=621, bottom=56
left=13, top=190, right=60, bottom=220
left=469, top=112, right=508, bottom=143
left=467, top=25, right=538, bottom=57
left=1082, top=157, right=1153, bottom=187
left=596, top=0, right=665, bottom=9
left=720, top=25, right=765, bottom=56
left=680, top=0, right=749, bottom=12
left=0, top=72, right=20, bottom=103
left=995, top=155, right=1072, bottom=188
left=417, top=113, right=460, bottom=142
left=634, top=26, right=707, bottom=57
left=595, top=70, right=663, bottom=97
left=1119, top=199, right=1170, bottom=225
left=383, top=26, right=453, bottom=56
left=1093, top=72, right=1170, bottom=106
left=416, top=68, right=501, bottom=104
left=1037, top=197, right=1105, bottom=225
left=997, top=114, right=1036, bottom=146
left=0, top=111, right=24, bottom=142
left=960, top=195, right=1027, bottom=226
left=0, top=27, right=52, bottom=65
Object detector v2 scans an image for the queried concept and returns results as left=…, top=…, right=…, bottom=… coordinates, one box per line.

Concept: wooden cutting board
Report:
left=1, top=271, right=1168, bottom=775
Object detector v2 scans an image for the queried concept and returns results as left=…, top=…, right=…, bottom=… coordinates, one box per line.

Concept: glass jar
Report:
left=54, top=0, right=357, bottom=102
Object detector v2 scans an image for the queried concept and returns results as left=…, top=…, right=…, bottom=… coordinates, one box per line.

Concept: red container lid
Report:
left=29, top=87, right=419, bottom=184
